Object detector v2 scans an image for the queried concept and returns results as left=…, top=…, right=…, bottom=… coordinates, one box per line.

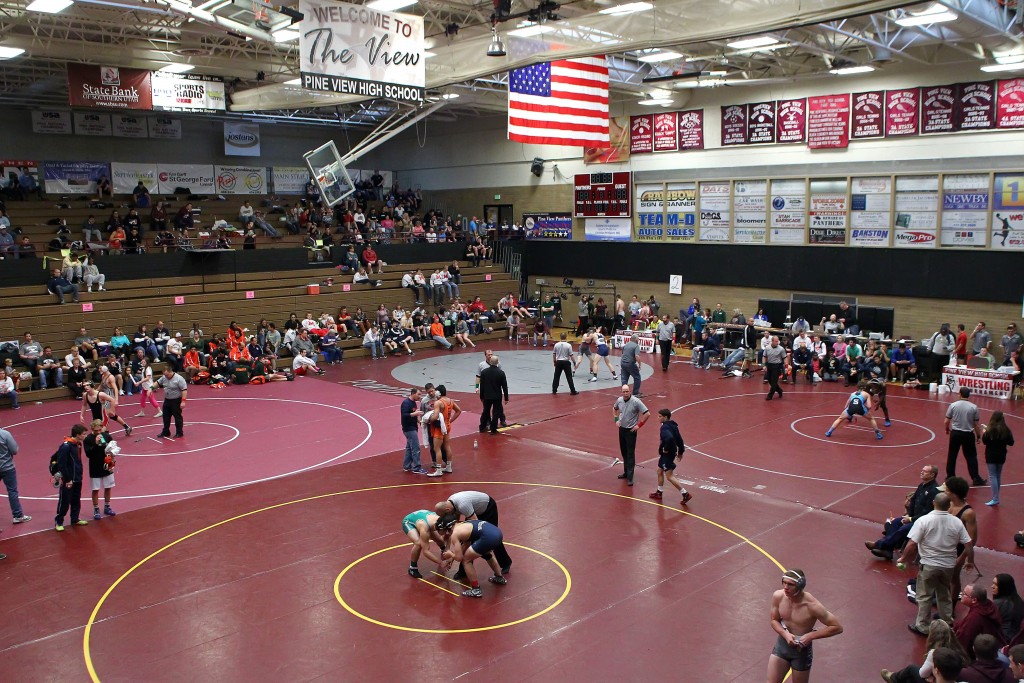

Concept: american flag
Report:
left=508, top=56, right=609, bottom=147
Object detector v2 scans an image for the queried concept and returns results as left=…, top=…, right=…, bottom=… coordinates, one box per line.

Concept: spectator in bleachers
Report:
left=153, top=228, right=176, bottom=252
left=362, top=242, right=383, bottom=273
left=174, top=203, right=194, bottom=235
left=133, top=325, right=160, bottom=361
left=0, top=208, right=9, bottom=229
left=105, top=210, right=122, bottom=234
left=47, top=267, right=79, bottom=304
left=250, top=212, right=278, bottom=238
left=61, top=251, right=83, bottom=283
left=109, top=327, right=130, bottom=357
left=238, top=200, right=254, bottom=225
left=0, top=225, right=13, bottom=257
left=165, top=333, right=184, bottom=371
left=242, top=226, right=256, bottom=250
left=125, top=208, right=142, bottom=237
left=19, top=168, right=43, bottom=200
left=150, top=201, right=168, bottom=233
left=430, top=315, right=453, bottom=350
left=0, top=370, right=19, bottom=409
left=107, top=224, right=125, bottom=255
left=38, top=346, right=63, bottom=389
left=17, top=236, right=36, bottom=259
left=123, top=227, right=143, bottom=254
left=292, top=328, right=316, bottom=359
left=132, top=180, right=150, bottom=208
left=67, top=357, right=88, bottom=399
left=354, top=266, right=382, bottom=288
left=402, top=270, right=423, bottom=305
left=152, top=322, right=171, bottom=358
left=96, top=176, right=112, bottom=198
left=291, top=348, right=325, bottom=376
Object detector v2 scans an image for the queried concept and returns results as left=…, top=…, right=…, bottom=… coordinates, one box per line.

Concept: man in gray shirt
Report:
left=763, top=336, right=787, bottom=401
left=435, top=490, right=511, bottom=575
left=969, top=322, right=991, bottom=356
left=657, top=315, right=675, bottom=372
left=576, top=295, right=591, bottom=336
left=944, top=387, right=985, bottom=485
left=292, top=329, right=316, bottom=358
left=613, top=385, right=649, bottom=485
left=0, top=424, right=31, bottom=541
left=620, top=334, right=644, bottom=397
left=552, top=333, right=578, bottom=395
left=156, top=368, right=188, bottom=439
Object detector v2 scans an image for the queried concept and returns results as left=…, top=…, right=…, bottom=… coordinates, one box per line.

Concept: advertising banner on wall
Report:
left=851, top=91, right=884, bottom=139
left=112, top=114, right=147, bottom=138
left=585, top=216, right=631, bottom=241
left=74, top=111, right=112, bottom=136
left=634, top=182, right=664, bottom=241
left=148, top=117, right=181, bottom=139
left=809, top=195, right=847, bottom=241
left=152, top=73, right=226, bottom=112
left=67, top=64, right=152, bottom=110
left=224, top=122, right=261, bottom=157
left=956, top=81, right=995, bottom=130
left=678, top=110, right=704, bottom=150
left=31, top=110, right=72, bottom=135
left=776, top=98, right=806, bottom=143
left=111, top=162, right=158, bottom=195
left=272, top=166, right=310, bottom=194
left=721, top=105, right=747, bottom=146
left=770, top=227, right=805, bottom=244
left=894, top=228, right=938, bottom=248
left=523, top=212, right=572, bottom=239
left=996, top=78, right=1024, bottom=128
left=43, top=161, right=109, bottom=194
left=747, top=101, right=776, bottom=144
left=733, top=226, right=766, bottom=243
left=807, top=94, right=850, bottom=148
left=850, top=176, right=891, bottom=231
left=653, top=112, right=678, bottom=151
left=885, top=88, right=920, bottom=136
left=849, top=229, right=891, bottom=247
left=157, top=164, right=216, bottom=194
left=214, top=166, right=268, bottom=195
left=629, top=115, right=653, bottom=153
left=991, top=173, right=1024, bottom=250
left=298, top=0, right=425, bottom=103
left=921, top=85, right=955, bottom=134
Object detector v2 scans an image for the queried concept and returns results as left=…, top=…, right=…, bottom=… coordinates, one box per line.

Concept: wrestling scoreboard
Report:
left=573, top=172, right=631, bottom=218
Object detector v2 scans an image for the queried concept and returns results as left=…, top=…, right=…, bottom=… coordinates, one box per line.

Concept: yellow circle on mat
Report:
left=83, top=481, right=787, bottom=682
left=333, top=541, right=571, bottom=634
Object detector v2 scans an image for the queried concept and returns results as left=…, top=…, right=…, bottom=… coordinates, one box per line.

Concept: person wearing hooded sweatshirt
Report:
left=955, top=581, right=1008, bottom=660
left=960, top=634, right=1014, bottom=683
left=648, top=408, right=692, bottom=506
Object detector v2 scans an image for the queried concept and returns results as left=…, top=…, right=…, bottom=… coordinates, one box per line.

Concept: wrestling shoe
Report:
left=462, top=587, right=483, bottom=598
left=408, top=566, right=423, bottom=579
left=412, top=468, right=430, bottom=474
left=54, top=524, right=64, bottom=532
left=488, top=576, right=507, bottom=585
left=104, top=506, right=116, bottom=516
left=154, top=411, right=162, bottom=417
left=825, top=429, right=833, bottom=437
left=648, top=491, right=663, bottom=500
left=124, top=425, right=133, bottom=436
left=884, top=420, right=891, bottom=427
left=133, top=411, right=146, bottom=417
left=426, top=468, right=445, bottom=478
left=74, top=520, right=88, bottom=526
left=94, top=508, right=101, bottom=520
left=12, top=515, right=31, bottom=523
left=588, top=376, right=598, bottom=383
left=443, top=463, right=453, bottom=473
left=681, top=492, right=693, bottom=505
left=876, top=431, right=884, bottom=440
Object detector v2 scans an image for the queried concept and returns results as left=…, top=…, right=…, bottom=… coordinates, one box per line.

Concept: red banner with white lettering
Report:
left=67, top=64, right=153, bottom=110
left=775, top=98, right=806, bottom=143
left=721, top=104, right=748, bottom=146
left=807, top=94, right=850, bottom=149
left=678, top=109, right=704, bottom=150
left=851, top=91, right=884, bottom=139
left=956, top=81, right=995, bottom=130
left=885, top=88, right=920, bottom=136
left=653, top=112, right=678, bottom=151
left=629, top=114, right=653, bottom=154
left=920, top=85, right=955, bottom=134
left=996, top=78, right=1024, bottom=128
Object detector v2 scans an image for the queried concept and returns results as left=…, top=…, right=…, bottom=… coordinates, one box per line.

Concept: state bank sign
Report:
left=299, top=0, right=424, bottom=103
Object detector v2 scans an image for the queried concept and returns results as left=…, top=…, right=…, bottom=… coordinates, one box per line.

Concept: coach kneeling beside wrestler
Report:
left=865, top=464, right=940, bottom=561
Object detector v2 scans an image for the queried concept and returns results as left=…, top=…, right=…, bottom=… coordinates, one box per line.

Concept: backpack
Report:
left=249, top=375, right=267, bottom=384
left=192, top=371, right=210, bottom=385
left=48, top=447, right=61, bottom=476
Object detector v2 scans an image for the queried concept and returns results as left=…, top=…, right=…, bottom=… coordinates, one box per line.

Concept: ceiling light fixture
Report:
left=981, top=62, right=1024, bottom=72
left=366, top=0, right=418, bottom=11
left=441, top=92, right=459, bottom=99
left=508, top=22, right=550, bottom=37
left=726, top=36, right=778, bottom=50
left=731, top=43, right=789, bottom=55
left=894, top=4, right=957, bottom=27
left=638, top=96, right=673, bottom=106
left=697, top=78, right=727, bottom=87
left=0, top=46, right=25, bottom=59
left=284, top=77, right=302, bottom=85
left=486, top=26, right=506, bottom=57
left=829, top=65, right=875, bottom=75
left=994, top=53, right=1024, bottom=65
left=637, top=50, right=682, bottom=63
left=26, top=0, right=74, bottom=12
left=158, top=63, right=195, bottom=73
left=272, top=28, right=300, bottom=42
left=599, top=2, right=652, bottom=16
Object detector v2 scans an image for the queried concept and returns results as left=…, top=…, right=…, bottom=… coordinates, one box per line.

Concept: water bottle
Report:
left=473, top=439, right=478, bottom=449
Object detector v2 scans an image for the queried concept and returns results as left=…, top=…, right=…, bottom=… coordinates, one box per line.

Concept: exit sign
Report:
left=494, top=194, right=501, bottom=200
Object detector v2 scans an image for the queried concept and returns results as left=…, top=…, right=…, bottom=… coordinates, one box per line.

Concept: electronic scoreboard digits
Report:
left=573, top=171, right=632, bottom=218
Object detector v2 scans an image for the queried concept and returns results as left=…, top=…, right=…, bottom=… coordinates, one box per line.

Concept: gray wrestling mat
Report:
left=388, top=349, right=655, bottom=395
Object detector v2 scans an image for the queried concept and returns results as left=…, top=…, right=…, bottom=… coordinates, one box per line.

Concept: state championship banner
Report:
left=215, top=166, right=268, bottom=195
left=272, top=166, right=310, bottom=194
left=157, top=164, right=216, bottom=195
left=111, top=162, right=158, bottom=195
left=152, top=73, right=226, bottom=112
left=298, top=0, right=424, bottom=103
left=43, top=161, right=110, bottom=194
left=942, top=366, right=1016, bottom=399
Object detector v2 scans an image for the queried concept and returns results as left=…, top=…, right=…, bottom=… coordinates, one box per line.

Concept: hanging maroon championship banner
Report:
left=653, top=111, right=678, bottom=151
left=677, top=109, right=704, bottom=150
left=629, top=114, right=653, bottom=154
left=851, top=91, right=884, bottom=139
left=807, top=94, right=850, bottom=149
left=721, top=104, right=748, bottom=145
left=956, top=81, right=996, bottom=130
left=747, top=101, right=776, bottom=144
left=775, top=98, right=806, bottom=143
left=920, top=85, right=955, bottom=134
left=996, top=78, right=1024, bottom=128
left=885, top=88, right=920, bottom=136
left=67, top=64, right=153, bottom=110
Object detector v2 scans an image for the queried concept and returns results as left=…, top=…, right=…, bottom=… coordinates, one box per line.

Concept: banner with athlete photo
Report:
left=523, top=212, right=572, bottom=239
left=43, top=161, right=110, bottom=194
left=991, top=173, right=1024, bottom=250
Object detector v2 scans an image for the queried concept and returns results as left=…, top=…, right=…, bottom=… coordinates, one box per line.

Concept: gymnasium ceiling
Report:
left=0, top=0, right=1022, bottom=127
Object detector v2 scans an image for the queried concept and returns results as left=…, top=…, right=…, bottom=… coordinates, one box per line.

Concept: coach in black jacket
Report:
left=865, top=464, right=941, bottom=560
left=53, top=424, right=88, bottom=532
left=478, top=355, right=509, bottom=434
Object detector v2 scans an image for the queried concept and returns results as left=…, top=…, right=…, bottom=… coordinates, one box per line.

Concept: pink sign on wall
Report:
left=807, top=94, right=851, bottom=149
left=885, top=88, right=920, bottom=136
left=81, top=302, right=93, bottom=312
left=956, top=81, right=995, bottom=130
left=775, top=98, right=806, bottom=143
left=677, top=109, right=704, bottom=150
left=920, top=85, right=955, bottom=134
left=996, top=78, right=1024, bottom=128
left=721, top=105, right=748, bottom=146
left=652, top=112, right=678, bottom=151
left=851, top=91, right=884, bottom=139
left=629, top=114, right=653, bottom=153
left=174, top=295, right=185, bottom=304
left=245, top=290, right=255, bottom=299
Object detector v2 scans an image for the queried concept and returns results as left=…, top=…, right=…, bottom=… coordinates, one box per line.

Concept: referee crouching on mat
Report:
left=156, top=367, right=188, bottom=438
left=435, top=490, right=512, bottom=576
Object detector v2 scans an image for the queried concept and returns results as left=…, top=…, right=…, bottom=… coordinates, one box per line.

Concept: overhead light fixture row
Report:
left=829, top=65, right=875, bottom=75
left=26, top=0, right=74, bottom=12
left=981, top=62, right=1024, bottom=73
left=366, top=0, right=418, bottom=11
left=0, top=46, right=25, bottom=59
left=726, top=36, right=778, bottom=50
left=637, top=50, right=682, bottom=63
left=158, top=63, right=195, bottom=73
left=599, top=2, right=652, bottom=16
